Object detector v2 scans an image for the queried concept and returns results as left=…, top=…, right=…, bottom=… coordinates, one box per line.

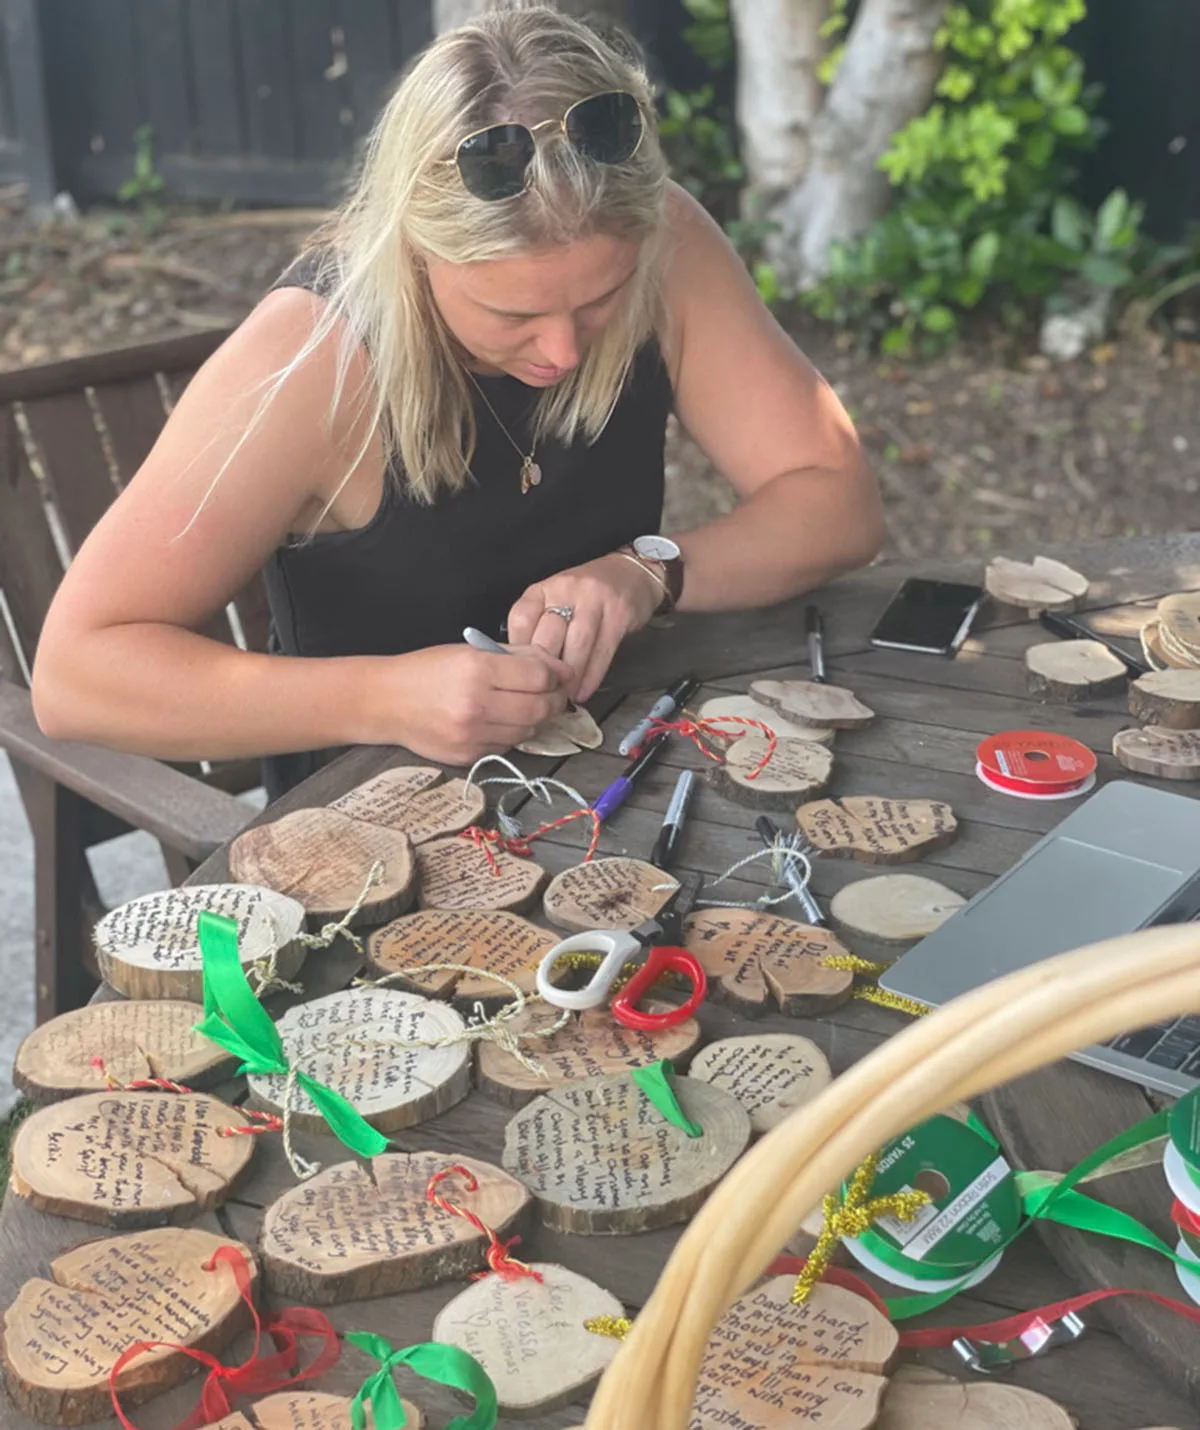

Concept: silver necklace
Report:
left=464, top=369, right=542, bottom=494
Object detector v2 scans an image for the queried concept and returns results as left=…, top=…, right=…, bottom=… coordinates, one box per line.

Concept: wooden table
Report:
left=5, top=532, right=1200, bottom=1430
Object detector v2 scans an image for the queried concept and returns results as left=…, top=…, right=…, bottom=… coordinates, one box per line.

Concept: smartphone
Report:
left=869, top=578, right=984, bottom=656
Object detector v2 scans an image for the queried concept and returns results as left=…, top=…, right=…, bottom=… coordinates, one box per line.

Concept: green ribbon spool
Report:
left=347, top=1331, right=497, bottom=1430
left=632, top=1059, right=703, bottom=1138
left=1168, top=1087, right=1200, bottom=1187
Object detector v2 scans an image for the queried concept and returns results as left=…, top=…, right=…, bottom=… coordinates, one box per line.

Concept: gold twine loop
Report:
left=820, top=953, right=930, bottom=1019
left=585, top=1315, right=633, bottom=1341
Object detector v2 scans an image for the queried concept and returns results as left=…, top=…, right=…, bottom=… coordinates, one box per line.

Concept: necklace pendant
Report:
left=521, top=457, right=542, bottom=494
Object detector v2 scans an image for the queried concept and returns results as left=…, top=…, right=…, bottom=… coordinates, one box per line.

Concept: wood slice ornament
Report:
left=1130, top=668, right=1200, bottom=728
left=503, top=1069, right=750, bottom=1233
left=219, top=1391, right=424, bottom=1429
left=330, top=766, right=486, bottom=843
left=797, top=797, right=958, bottom=864
left=431, top=1263, right=623, bottom=1414
left=717, top=735, right=835, bottom=810
left=260, top=1151, right=531, bottom=1304
left=415, top=835, right=546, bottom=913
left=682, top=908, right=854, bottom=1016
left=1156, top=592, right=1200, bottom=666
left=366, top=908, right=554, bottom=1000
left=0, top=1227, right=256, bottom=1425
left=516, top=704, right=604, bottom=757
left=93, top=884, right=307, bottom=1002
left=984, top=554, right=1089, bottom=613
left=1113, top=726, right=1200, bottom=780
left=688, top=1034, right=832, bottom=1134
left=830, top=874, right=966, bottom=944
left=543, top=857, right=678, bottom=932
left=1024, top=638, right=1128, bottom=701
left=697, top=694, right=835, bottom=747
left=750, top=679, right=875, bottom=730
left=876, top=1365, right=1073, bottom=1430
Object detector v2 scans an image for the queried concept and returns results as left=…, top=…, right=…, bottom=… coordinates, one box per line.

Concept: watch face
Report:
left=633, top=535, right=681, bottom=563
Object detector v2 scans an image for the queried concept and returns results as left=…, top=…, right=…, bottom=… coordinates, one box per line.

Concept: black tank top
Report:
left=260, top=254, right=674, bottom=797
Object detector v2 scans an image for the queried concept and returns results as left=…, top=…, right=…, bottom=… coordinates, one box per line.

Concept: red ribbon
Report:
left=108, top=1245, right=340, bottom=1430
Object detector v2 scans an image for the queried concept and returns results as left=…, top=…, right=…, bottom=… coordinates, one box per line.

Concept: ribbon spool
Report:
left=1163, top=1088, right=1200, bottom=1304
left=976, top=731, right=1097, bottom=799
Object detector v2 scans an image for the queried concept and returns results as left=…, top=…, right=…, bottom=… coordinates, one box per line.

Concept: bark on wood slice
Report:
left=246, top=988, right=470, bottom=1134
left=94, top=884, right=307, bottom=1002
left=687, top=1034, right=832, bottom=1134
left=1157, top=592, right=1200, bottom=663
left=1113, top=726, right=1200, bottom=780
left=331, top=767, right=486, bottom=843
left=239, top=1392, right=424, bottom=1430
left=1024, top=638, right=1128, bottom=701
left=682, top=908, right=854, bottom=1017
left=876, top=1365, right=1073, bottom=1429
left=1142, top=619, right=1174, bottom=669
left=260, top=1151, right=531, bottom=1304
left=0, top=1226, right=255, bottom=1425
left=431, top=1262, right=623, bottom=1414
left=542, top=857, right=679, bottom=933
left=415, top=836, right=546, bottom=913
left=830, top=874, right=966, bottom=945
left=750, top=678, right=875, bottom=730
left=697, top=693, right=835, bottom=746
left=229, top=808, right=416, bottom=927
left=796, top=797, right=958, bottom=864
left=365, top=909, right=554, bottom=1001
left=1130, top=669, right=1200, bottom=729
left=984, top=554, right=1089, bottom=613
left=9, top=1091, right=253, bottom=1228
left=12, top=1000, right=231, bottom=1104
left=503, top=1069, right=750, bottom=1233
left=717, top=735, right=835, bottom=810
left=516, top=705, right=604, bottom=757
left=476, top=1001, right=703, bottom=1108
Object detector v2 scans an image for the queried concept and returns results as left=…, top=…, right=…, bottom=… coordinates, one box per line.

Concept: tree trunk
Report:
left=434, top=0, right=634, bottom=33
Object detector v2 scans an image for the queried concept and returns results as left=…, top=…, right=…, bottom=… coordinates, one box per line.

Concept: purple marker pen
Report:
left=591, top=734, right=670, bottom=823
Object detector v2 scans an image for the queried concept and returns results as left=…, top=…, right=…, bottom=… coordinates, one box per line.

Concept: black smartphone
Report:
left=869, top=578, right=984, bottom=656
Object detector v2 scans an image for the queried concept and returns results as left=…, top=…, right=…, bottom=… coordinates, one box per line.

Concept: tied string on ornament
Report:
left=819, top=953, right=931, bottom=1019
left=426, top=1163, right=542, bottom=1283
left=88, top=1057, right=284, bottom=1139
left=638, top=711, right=777, bottom=780
left=689, top=834, right=817, bottom=913
left=458, top=755, right=600, bottom=872
left=108, top=1244, right=339, bottom=1430
left=347, top=1331, right=497, bottom=1430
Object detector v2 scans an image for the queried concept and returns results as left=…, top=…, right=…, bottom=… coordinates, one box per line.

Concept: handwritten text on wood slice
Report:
left=543, top=857, right=679, bottom=933
left=9, top=1091, right=253, bottom=1228
left=688, top=1035, right=832, bottom=1134
left=1158, top=592, right=1200, bottom=659
left=366, top=908, right=553, bottom=1001
left=1130, top=668, right=1200, bottom=729
left=230, top=808, right=416, bottom=926
left=1113, top=726, right=1200, bottom=780
left=261, top=1151, right=531, bottom=1304
left=247, top=988, right=470, bottom=1134
left=751, top=679, right=875, bottom=730
left=94, top=884, right=306, bottom=1002
left=476, top=1001, right=702, bottom=1107
left=719, top=736, right=835, bottom=810
left=1024, top=639, right=1127, bottom=701
left=416, top=836, right=546, bottom=913
left=516, top=704, right=604, bottom=757
left=683, top=908, right=854, bottom=1016
left=797, top=797, right=958, bottom=864
left=830, top=874, right=966, bottom=944
left=503, top=1070, right=750, bottom=1233
left=431, top=1263, right=623, bottom=1413
left=232, top=1391, right=424, bottom=1430
left=984, top=555, right=1088, bottom=613
left=12, top=1000, right=230, bottom=1104
left=697, top=694, right=835, bottom=746
left=876, top=1365, right=1073, bottom=1430
left=1, top=1227, right=255, bottom=1425
left=331, top=767, right=486, bottom=844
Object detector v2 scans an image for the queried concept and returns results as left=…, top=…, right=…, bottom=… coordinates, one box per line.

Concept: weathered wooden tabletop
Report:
left=5, top=532, right=1200, bottom=1430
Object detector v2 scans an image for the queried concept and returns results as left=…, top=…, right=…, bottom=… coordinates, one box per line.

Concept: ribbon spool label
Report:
left=976, top=730, right=1096, bottom=795
left=1168, top=1087, right=1200, bottom=1177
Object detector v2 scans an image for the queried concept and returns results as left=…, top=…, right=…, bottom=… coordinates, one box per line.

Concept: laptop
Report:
left=879, top=780, right=1200, bottom=1096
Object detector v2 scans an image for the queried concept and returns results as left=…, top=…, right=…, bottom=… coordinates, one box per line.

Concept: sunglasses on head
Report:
left=447, top=90, right=645, bottom=201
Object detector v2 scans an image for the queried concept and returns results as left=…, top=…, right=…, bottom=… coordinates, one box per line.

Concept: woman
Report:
left=32, top=4, right=883, bottom=797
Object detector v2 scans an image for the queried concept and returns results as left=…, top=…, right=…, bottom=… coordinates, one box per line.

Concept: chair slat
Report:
left=0, top=407, right=67, bottom=678
left=20, top=392, right=116, bottom=554
left=90, top=375, right=171, bottom=485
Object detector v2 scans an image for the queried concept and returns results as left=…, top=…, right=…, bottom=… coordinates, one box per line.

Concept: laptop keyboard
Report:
left=1108, top=1015, right=1200, bottom=1077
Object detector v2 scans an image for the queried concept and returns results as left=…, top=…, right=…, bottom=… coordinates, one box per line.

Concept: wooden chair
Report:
left=0, top=329, right=269, bottom=1023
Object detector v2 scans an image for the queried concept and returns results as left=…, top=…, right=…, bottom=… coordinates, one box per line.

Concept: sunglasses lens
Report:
left=565, top=91, right=643, bottom=164
left=456, top=124, right=535, bottom=200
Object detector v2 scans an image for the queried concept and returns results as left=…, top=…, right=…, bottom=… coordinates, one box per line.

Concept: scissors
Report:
left=535, top=872, right=708, bottom=1031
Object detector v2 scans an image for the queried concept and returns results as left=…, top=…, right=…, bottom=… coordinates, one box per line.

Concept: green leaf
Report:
left=1095, top=188, right=1131, bottom=251
left=920, top=304, right=957, bottom=334
left=1050, top=105, right=1090, bottom=136
left=753, top=261, right=781, bottom=306
left=968, top=231, right=1001, bottom=278
left=1080, top=253, right=1133, bottom=288
left=1051, top=195, right=1089, bottom=251
left=880, top=328, right=912, bottom=357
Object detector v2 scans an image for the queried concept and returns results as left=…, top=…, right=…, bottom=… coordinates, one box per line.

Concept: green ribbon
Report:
left=192, top=911, right=389, bottom=1159
left=347, top=1331, right=497, bottom=1430
left=632, top=1059, right=703, bottom=1138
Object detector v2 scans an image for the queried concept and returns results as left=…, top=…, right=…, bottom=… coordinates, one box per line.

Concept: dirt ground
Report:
left=2, top=185, right=1198, bottom=560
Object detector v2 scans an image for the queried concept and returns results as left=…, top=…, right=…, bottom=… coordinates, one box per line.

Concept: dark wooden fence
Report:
left=0, top=0, right=53, bottom=201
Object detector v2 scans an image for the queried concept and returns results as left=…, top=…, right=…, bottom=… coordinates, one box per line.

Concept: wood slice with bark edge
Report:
left=687, top=1034, right=832, bottom=1135
left=238, top=1391, right=425, bottom=1429
left=750, top=678, right=875, bottom=730
left=682, top=908, right=854, bottom=1017
left=245, top=987, right=470, bottom=1135
left=1024, top=639, right=1128, bottom=701
left=1142, top=619, right=1176, bottom=669
left=716, top=735, right=835, bottom=810
left=0, top=1226, right=256, bottom=1425
left=516, top=704, right=604, bottom=757
left=330, top=767, right=486, bottom=844
left=365, top=908, right=554, bottom=1002
left=12, top=1000, right=232, bottom=1104
left=1157, top=592, right=1200, bottom=662
left=796, top=796, right=958, bottom=865
left=431, top=1262, right=623, bottom=1414
left=9, top=1091, right=254, bottom=1229
left=697, top=693, right=835, bottom=746
left=229, top=808, right=416, bottom=928
left=93, top=884, right=307, bottom=1003
left=503, top=1070, right=751, bottom=1234
left=1113, top=726, right=1200, bottom=780
left=415, top=836, right=546, bottom=913
left=876, top=1363, right=1073, bottom=1430
left=984, top=554, right=1089, bottom=614
left=542, top=857, right=679, bottom=933
left=1130, top=669, right=1200, bottom=728
left=260, top=1151, right=532, bottom=1304
left=476, top=1001, right=703, bottom=1108
left=830, top=874, right=966, bottom=945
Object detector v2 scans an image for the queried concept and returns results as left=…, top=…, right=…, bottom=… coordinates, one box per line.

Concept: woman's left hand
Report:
left=506, top=552, right=662, bottom=702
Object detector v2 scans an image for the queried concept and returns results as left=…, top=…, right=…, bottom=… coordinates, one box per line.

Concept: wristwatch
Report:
left=630, top=534, right=684, bottom=615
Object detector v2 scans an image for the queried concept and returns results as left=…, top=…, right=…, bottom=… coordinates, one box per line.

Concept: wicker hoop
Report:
left=584, top=923, right=1200, bottom=1428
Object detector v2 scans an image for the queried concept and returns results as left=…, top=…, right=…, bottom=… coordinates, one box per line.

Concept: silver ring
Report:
left=545, top=605, right=574, bottom=622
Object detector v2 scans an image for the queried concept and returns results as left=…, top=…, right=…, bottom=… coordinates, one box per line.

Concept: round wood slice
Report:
left=12, top=1000, right=231, bottom=1104
left=1113, top=725, right=1200, bottom=780
left=516, top=705, right=604, bottom=757
left=94, top=884, right=307, bottom=1003
left=246, top=988, right=470, bottom=1134
left=476, top=1000, right=702, bottom=1107
left=542, top=857, right=679, bottom=932
left=830, top=874, right=966, bottom=944
left=9, top=1091, right=254, bottom=1228
left=697, top=693, right=836, bottom=746
left=682, top=908, right=854, bottom=1017
left=431, top=1262, right=623, bottom=1414
left=750, top=678, right=875, bottom=730
left=688, top=1034, right=832, bottom=1134
left=1024, top=638, right=1128, bottom=701
left=1158, top=592, right=1200, bottom=662
left=415, top=836, right=546, bottom=913
left=717, top=735, right=835, bottom=810
left=366, top=908, right=554, bottom=1001
left=984, top=554, right=1089, bottom=613
left=503, top=1069, right=750, bottom=1233
left=877, top=1365, right=1073, bottom=1429
left=796, top=796, right=958, bottom=864
left=1130, top=668, right=1200, bottom=728
left=261, top=1151, right=531, bottom=1304
left=1142, top=619, right=1176, bottom=669
left=237, top=1391, right=424, bottom=1430
left=229, top=808, right=416, bottom=927
left=331, top=767, right=486, bottom=844
left=0, top=1226, right=255, bottom=1425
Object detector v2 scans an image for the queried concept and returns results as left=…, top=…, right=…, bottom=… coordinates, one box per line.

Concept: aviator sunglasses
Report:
left=447, top=90, right=645, bottom=201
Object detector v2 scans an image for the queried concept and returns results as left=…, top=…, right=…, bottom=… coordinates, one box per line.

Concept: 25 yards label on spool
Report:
left=977, top=730, right=1097, bottom=796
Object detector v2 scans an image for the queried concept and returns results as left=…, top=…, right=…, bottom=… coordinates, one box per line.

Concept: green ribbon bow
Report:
left=193, top=910, right=389, bottom=1159
left=632, top=1059, right=703, bottom=1138
left=347, top=1331, right=497, bottom=1430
